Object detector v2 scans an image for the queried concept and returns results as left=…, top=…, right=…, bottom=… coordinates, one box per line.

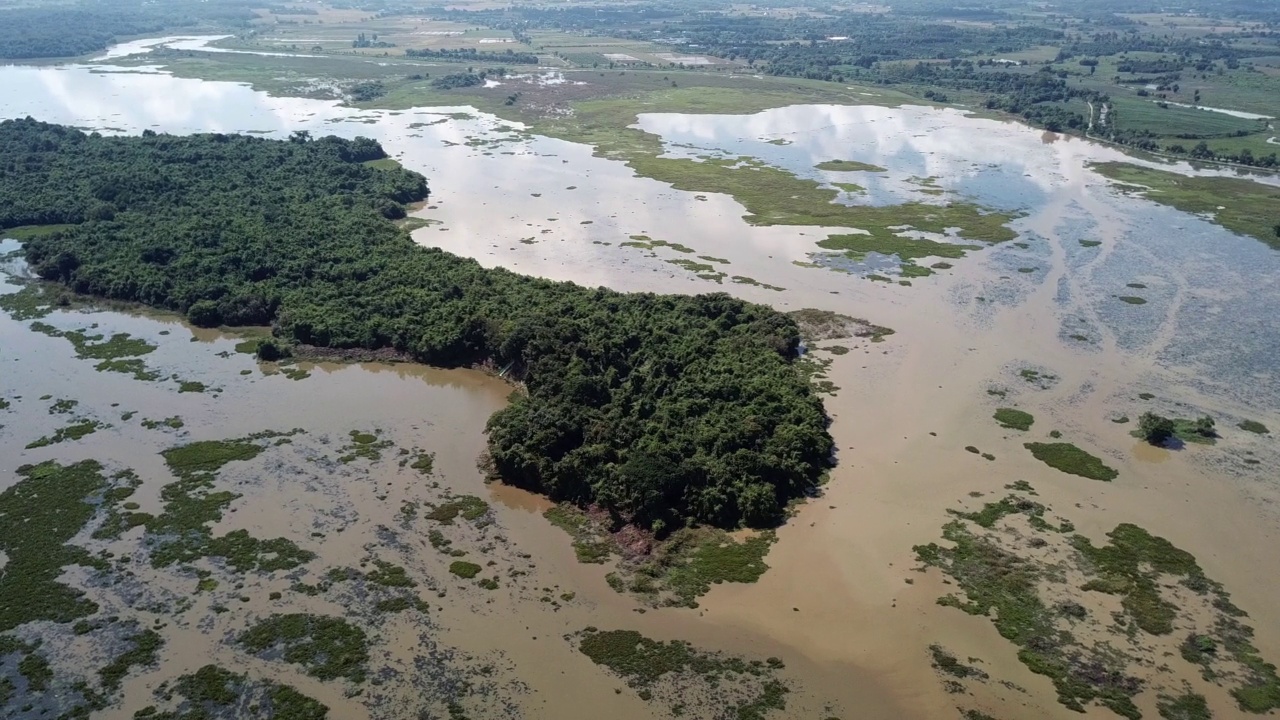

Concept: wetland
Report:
left=2, top=14, right=1280, bottom=720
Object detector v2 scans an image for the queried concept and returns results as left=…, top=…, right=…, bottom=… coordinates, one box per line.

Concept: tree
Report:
left=1191, top=415, right=1216, bottom=438
left=1137, top=412, right=1176, bottom=446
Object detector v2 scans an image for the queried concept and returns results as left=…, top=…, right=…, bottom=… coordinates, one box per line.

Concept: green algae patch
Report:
left=816, top=159, right=887, bottom=173
left=1024, top=442, right=1118, bottom=481
left=993, top=408, right=1034, bottom=432
left=1092, top=161, right=1280, bottom=251
left=449, top=561, right=482, bottom=579
left=0, top=460, right=112, bottom=631
left=239, top=614, right=369, bottom=684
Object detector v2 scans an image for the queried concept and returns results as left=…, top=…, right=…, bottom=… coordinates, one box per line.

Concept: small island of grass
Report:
left=1239, top=419, right=1270, bottom=435
left=993, top=408, right=1034, bottom=431
left=1024, top=442, right=1118, bottom=481
left=815, top=159, right=887, bottom=173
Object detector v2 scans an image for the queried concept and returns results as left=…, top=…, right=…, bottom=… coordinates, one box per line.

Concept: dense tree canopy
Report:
left=0, top=2, right=255, bottom=59
left=0, top=119, right=833, bottom=530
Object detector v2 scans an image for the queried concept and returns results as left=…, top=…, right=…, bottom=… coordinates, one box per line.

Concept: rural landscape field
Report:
left=1, top=1, right=1279, bottom=719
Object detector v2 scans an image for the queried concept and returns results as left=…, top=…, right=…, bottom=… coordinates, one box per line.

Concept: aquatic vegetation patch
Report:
left=92, top=470, right=151, bottom=541
left=0, top=460, right=113, bottom=631
left=543, top=506, right=614, bottom=564
left=364, top=560, right=416, bottom=588
left=448, top=561, right=482, bottom=579
left=423, top=496, right=489, bottom=525
left=405, top=451, right=435, bottom=474
left=1157, top=693, right=1210, bottom=720
left=27, top=323, right=162, bottom=381
left=238, top=614, right=369, bottom=684
left=99, top=629, right=163, bottom=692
left=948, top=494, right=1073, bottom=533
left=1023, top=442, right=1118, bottom=481
left=929, top=644, right=989, bottom=681
left=25, top=418, right=107, bottom=448
left=49, top=397, right=78, bottom=414
left=635, top=528, right=775, bottom=608
left=666, top=257, right=717, bottom=274
left=142, top=416, right=185, bottom=430
left=915, top=487, right=1280, bottom=718
left=576, top=628, right=789, bottom=719
left=137, top=664, right=329, bottom=720
left=543, top=503, right=774, bottom=607
left=815, top=159, right=887, bottom=173
left=1238, top=420, right=1270, bottom=435
left=730, top=275, right=784, bottom=291
left=993, top=408, right=1034, bottom=431
left=1018, top=367, right=1058, bottom=389
left=621, top=235, right=696, bottom=254
left=0, top=282, right=60, bottom=320
left=149, top=433, right=314, bottom=571
left=1091, top=162, right=1280, bottom=251
left=337, top=429, right=394, bottom=463
left=818, top=232, right=980, bottom=261
left=788, top=308, right=894, bottom=343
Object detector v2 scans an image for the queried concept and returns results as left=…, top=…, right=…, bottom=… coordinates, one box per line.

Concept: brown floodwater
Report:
left=2, top=42, right=1280, bottom=720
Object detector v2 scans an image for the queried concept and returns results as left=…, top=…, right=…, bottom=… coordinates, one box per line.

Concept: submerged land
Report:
left=2, top=1, right=1280, bottom=720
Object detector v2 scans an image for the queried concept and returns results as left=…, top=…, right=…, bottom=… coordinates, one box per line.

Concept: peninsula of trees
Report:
left=0, top=119, right=833, bottom=531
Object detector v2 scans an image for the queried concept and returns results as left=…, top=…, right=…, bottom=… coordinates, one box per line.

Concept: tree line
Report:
left=0, top=1, right=256, bottom=59
left=0, top=119, right=834, bottom=532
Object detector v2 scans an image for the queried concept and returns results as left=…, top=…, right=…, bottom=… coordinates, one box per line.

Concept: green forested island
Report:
left=0, top=118, right=832, bottom=531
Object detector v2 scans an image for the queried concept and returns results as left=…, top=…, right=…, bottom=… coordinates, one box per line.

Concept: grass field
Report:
left=1108, top=95, right=1264, bottom=138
